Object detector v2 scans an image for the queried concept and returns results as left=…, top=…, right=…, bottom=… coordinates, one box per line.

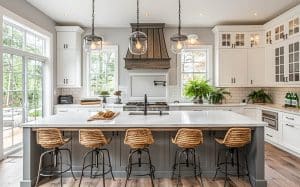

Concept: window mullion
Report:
left=23, top=56, right=28, bottom=123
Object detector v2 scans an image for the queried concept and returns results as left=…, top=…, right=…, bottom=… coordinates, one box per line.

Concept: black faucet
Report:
left=144, top=94, right=148, bottom=115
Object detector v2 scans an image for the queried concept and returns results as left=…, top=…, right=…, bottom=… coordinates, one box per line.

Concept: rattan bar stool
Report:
left=124, top=128, right=155, bottom=187
left=213, top=128, right=252, bottom=187
left=35, top=128, right=76, bottom=187
left=171, top=128, right=204, bottom=187
left=78, top=129, right=115, bottom=187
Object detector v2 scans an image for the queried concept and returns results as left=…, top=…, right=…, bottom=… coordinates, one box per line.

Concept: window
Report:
left=2, top=17, right=48, bottom=153
left=87, top=46, right=118, bottom=96
left=181, top=46, right=212, bottom=95
left=3, top=20, right=46, bottom=56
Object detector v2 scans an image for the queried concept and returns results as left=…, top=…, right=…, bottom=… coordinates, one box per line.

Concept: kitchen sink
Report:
left=128, top=112, right=169, bottom=116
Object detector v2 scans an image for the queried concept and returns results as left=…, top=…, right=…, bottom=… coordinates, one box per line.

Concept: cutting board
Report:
left=88, top=112, right=120, bottom=121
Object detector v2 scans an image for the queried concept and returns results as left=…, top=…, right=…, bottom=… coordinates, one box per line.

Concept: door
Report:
left=248, top=47, right=265, bottom=86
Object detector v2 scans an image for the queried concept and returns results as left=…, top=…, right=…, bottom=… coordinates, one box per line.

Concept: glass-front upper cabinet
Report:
left=220, top=33, right=231, bottom=48
left=275, top=25, right=286, bottom=41
left=275, top=46, right=285, bottom=82
left=266, top=30, right=272, bottom=45
left=234, top=33, right=245, bottom=48
left=288, top=41, right=300, bottom=82
left=288, top=17, right=299, bottom=37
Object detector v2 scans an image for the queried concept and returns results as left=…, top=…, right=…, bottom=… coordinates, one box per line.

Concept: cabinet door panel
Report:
left=57, top=32, right=78, bottom=49
left=219, top=49, right=235, bottom=86
left=282, top=123, right=300, bottom=154
left=248, top=48, right=265, bottom=86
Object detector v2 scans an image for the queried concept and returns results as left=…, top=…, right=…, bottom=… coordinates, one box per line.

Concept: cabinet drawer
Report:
left=282, top=113, right=300, bottom=124
left=265, top=127, right=279, bottom=142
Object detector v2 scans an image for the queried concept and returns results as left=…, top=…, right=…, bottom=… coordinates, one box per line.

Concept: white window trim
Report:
left=0, top=5, right=54, bottom=159
left=178, top=45, right=213, bottom=101
left=83, top=45, right=119, bottom=97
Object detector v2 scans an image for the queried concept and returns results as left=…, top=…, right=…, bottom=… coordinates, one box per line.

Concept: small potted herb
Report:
left=209, top=88, right=231, bottom=104
left=184, top=80, right=212, bottom=104
left=247, top=89, right=272, bottom=104
left=99, top=91, right=110, bottom=103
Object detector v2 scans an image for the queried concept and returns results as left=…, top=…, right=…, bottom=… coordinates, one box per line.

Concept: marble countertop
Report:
left=23, top=110, right=265, bottom=128
left=168, top=103, right=247, bottom=107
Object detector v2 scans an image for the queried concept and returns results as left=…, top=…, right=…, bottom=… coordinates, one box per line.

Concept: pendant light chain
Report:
left=178, top=0, right=181, bottom=35
left=92, top=0, right=95, bottom=35
left=137, top=0, right=140, bottom=32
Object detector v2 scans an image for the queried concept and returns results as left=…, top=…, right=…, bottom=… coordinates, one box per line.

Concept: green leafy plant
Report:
left=247, top=89, right=272, bottom=104
left=184, top=80, right=212, bottom=104
left=209, top=88, right=231, bottom=104
left=99, top=91, right=110, bottom=96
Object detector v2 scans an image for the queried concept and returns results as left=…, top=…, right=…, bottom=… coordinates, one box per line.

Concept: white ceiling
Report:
left=26, top=0, right=300, bottom=27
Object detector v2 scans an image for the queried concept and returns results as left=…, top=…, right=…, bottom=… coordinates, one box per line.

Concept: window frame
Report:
left=84, top=45, right=119, bottom=97
left=179, top=45, right=213, bottom=99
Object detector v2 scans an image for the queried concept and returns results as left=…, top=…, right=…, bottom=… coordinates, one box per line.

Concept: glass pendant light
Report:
left=129, top=0, right=147, bottom=55
left=170, top=0, right=187, bottom=54
left=83, top=0, right=102, bottom=51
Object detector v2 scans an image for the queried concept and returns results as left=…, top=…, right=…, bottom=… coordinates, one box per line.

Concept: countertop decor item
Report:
left=184, top=80, right=212, bottom=104
left=247, top=89, right=272, bottom=104
left=170, top=0, right=188, bottom=54
left=114, top=91, right=122, bottom=104
left=88, top=111, right=119, bottom=121
left=209, top=88, right=231, bottom=104
left=83, top=0, right=103, bottom=51
left=99, top=91, right=110, bottom=103
left=128, top=0, right=147, bottom=55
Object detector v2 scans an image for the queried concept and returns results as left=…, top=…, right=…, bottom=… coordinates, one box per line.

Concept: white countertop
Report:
left=168, top=103, right=247, bottom=107
left=23, top=110, right=265, bottom=128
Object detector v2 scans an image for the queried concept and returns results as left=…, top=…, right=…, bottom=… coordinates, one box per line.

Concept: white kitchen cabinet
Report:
left=218, top=48, right=248, bottom=87
left=282, top=113, right=300, bottom=155
left=56, top=26, right=84, bottom=88
left=247, top=47, right=265, bottom=86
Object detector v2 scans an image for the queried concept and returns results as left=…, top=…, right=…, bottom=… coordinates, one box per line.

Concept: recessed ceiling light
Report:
left=253, top=12, right=258, bottom=16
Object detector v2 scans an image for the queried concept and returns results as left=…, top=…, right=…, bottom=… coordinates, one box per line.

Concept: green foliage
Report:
left=100, top=91, right=110, bottom=96
left=209, top=88, right=231, bottom=104
left=248, top=89, right=272, bottom=103
left=184, top=80, right=212, bottom=102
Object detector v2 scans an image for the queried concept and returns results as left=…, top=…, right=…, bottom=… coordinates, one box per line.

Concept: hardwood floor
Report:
left=1, top=143, right=299, bottom=187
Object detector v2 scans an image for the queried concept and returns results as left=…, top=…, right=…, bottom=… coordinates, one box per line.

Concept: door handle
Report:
left=286, top=117, right=294, bottom=120
left=285, top=124, right=295, bottom=128
left=266, top=134, right=273, bottom=137
left=63, top=79, right=65, bottom=84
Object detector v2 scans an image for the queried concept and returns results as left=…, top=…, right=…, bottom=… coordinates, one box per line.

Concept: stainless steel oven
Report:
left=262, top=110, right=278, bottom=130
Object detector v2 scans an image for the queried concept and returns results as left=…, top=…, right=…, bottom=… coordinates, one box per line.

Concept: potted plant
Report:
left=247, top=89, right=272, bottom=104
left=209, top=88, right=231, bottom=104
left=99, top=91, right=110, bottom=103
left=184, top=80, right=212, bottom=104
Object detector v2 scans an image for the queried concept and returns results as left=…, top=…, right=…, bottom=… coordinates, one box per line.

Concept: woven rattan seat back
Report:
left=172, top=128, right=203, bottom=148
left=36, top=128, right=65, bottom=149
left=222, top=128, right=251, bottom=148
left=79, top=129, right=109, bottom=148
left=124, top=128, right=154, bottom=149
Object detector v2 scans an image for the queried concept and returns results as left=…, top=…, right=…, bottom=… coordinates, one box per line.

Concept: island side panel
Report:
left=21, top=127, right=41, bottom=187
left=248, top=126, right=267, bottom=187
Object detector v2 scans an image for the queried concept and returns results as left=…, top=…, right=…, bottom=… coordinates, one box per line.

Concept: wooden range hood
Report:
left=125, top=23, right=171, bottom=70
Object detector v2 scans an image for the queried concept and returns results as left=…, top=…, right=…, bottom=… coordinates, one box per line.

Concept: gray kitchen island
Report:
left=21, top=110, right=267, bottom=187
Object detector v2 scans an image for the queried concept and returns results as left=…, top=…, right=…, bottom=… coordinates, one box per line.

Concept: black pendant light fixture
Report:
left=129, top=0, right=147, bottom=55
left=170, top=0, right=187, bottom=54
left=83, top=0, right=102, bottom=51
